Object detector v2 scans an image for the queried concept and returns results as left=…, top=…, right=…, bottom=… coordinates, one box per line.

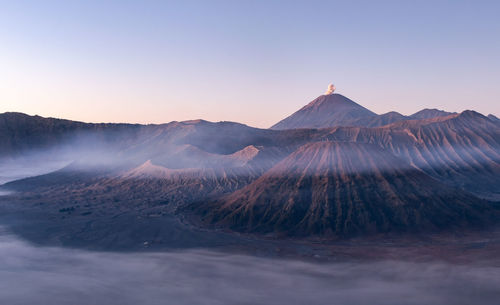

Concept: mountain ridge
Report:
left=1, top=95, right=499, bottom=239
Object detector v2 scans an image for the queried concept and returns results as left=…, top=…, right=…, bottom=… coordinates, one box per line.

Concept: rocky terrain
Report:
left=0, top=93, right=499, bottom=248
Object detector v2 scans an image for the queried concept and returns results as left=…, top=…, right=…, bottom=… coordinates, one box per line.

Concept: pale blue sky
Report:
left=1, top=0, right=499, bottom=127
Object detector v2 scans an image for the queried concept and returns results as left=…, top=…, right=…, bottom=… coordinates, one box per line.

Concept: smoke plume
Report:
left=325, top=83, right=335, bottom=94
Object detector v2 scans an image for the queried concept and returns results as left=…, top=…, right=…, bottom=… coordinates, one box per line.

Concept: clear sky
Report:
left=1, top=0, right=499, bottom=128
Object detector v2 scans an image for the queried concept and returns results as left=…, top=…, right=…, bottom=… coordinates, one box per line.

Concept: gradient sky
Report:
left=1, top=0, right=499, bottom=128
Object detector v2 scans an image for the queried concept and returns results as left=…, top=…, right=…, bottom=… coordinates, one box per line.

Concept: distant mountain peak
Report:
left=457, top=110, right=487, bottom=120
left=270, top=95, right=482, bottom=130
left=410, top=108, right=455, bottom=119
left=303, top=93, right=370, bottom=109
left=271, top=94, right=376, bottom=130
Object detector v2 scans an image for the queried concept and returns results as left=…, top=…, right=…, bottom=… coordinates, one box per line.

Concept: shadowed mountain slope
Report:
left=195, top=142, right=493, bottom=236
left=0, top=112, right=143, bottom=157
left=319, top=111, right=500, bottom=198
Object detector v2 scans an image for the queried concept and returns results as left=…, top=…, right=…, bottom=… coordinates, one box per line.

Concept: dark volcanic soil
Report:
left=1, top=191, right=500, bottom=265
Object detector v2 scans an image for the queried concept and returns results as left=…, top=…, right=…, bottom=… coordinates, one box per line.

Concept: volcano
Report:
left=270, top=94, right=463, bottom=130
left=196, top=142, right=493, bottom=236
left=271, top=94, right=377, bottom=130
left=1, top=97, right=499, bottom=242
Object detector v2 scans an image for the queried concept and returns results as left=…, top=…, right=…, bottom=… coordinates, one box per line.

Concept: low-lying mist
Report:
left=0, top=155, right=70, bottom=185
left=0, top=231, right=499, bottom=305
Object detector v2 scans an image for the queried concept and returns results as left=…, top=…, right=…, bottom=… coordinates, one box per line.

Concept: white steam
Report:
left=325, top=83, right=336, bottom=95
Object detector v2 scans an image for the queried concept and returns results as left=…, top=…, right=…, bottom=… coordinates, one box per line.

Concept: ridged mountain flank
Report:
left=195, top=142, right=492, bottom=237
left=321, top=110, right=500, bottom=198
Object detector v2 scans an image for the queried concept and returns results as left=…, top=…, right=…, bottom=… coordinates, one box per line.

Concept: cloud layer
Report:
left=0, top=232, right=499, bottom=305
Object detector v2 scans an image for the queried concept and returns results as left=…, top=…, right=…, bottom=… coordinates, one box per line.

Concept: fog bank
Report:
left=0, top=231, right=499, bottom=305
left=0, top=157, right=70, bottom=185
